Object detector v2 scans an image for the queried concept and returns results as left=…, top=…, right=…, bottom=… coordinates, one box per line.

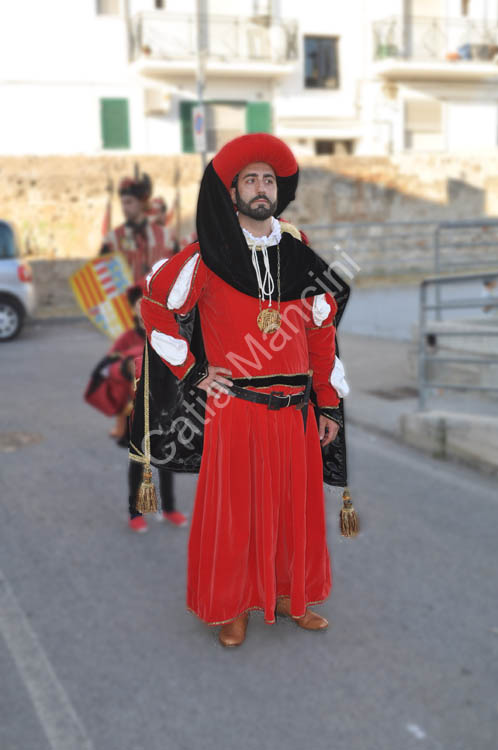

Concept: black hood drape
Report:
left=196, top=161, right=347, bottom=305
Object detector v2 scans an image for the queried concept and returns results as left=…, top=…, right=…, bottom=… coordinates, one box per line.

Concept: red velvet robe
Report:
left=141, top=244, right=340, bottom=625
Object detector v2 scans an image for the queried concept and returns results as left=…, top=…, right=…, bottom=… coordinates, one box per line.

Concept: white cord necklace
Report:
left=242, top=217, right=282, bottom=334
left=251, top=244, right=275, bottom=306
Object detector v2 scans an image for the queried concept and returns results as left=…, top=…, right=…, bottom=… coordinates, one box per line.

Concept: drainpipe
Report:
left=402, top=0, right=411, bottom=59
left=196, top=0, right=208, bottom=168
left=123, top=0, right=134, bottom=63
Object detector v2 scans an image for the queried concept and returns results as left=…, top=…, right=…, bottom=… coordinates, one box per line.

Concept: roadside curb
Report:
left=348, top=413, right=497, bottom=478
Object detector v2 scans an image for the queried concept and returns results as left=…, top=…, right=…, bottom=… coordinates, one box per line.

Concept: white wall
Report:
left=447, top=101, right=498, bottom=150
left=0, top=1, right=129, bottom=83
left=0, top=0, right=136, bottom=154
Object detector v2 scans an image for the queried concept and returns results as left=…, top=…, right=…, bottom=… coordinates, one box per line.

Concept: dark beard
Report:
left=235, top=187, right=277, bottom=221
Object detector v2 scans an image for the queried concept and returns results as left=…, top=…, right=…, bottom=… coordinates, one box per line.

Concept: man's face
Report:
left=230, top=162, right=277, bottom=221
left=120, top=194, right=143, bottom=223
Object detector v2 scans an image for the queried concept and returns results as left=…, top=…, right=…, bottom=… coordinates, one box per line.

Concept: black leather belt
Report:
left=228, top=384, right=307, bottom=410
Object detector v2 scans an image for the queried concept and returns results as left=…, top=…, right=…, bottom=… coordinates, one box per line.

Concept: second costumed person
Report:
left=130, top=133, right=353, bottom=647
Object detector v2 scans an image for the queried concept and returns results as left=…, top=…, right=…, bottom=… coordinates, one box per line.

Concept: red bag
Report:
left=84, top=355, right=131, bottom=416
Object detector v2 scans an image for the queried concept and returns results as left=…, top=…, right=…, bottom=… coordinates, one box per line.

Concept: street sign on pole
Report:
left=192, top=104, right=207, bottom=154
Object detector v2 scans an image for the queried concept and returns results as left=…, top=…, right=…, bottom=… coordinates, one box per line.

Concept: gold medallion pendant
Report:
left=257, top=307, right=281, bottom=334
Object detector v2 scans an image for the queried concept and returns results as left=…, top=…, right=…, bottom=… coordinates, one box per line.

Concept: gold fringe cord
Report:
left=340, top=488, right=359, bottom=538
left=134, top=341, right=157, bottom=514
left=136, top=465, right=158, bottom=514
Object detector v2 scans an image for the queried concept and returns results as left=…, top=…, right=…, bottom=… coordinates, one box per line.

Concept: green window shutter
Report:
left=180, top=101, right=197, bottom=153
left=246, top=101, right=272, bottom=133
left=100, top=98, right=130, bottom=149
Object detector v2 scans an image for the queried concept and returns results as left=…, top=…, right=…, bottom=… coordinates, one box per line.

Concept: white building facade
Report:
left=1, top=0, right=498, bottom=156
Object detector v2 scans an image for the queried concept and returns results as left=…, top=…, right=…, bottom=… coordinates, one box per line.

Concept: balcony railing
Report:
left=373, top=16, right=498, bottom=63
left=131, top=12, right=299, bottom=67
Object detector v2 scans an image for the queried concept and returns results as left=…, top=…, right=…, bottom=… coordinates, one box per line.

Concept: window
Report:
left=0, top=223, right=17, bottom=259
left=315, top=139, right=353, bottom=155
left=100, top=98, right=130, bottom=149
left=155, top=0, right=165, bottom=8
left=96, top=0, right=120, bottom=14
left=404, top=99, right=443, bottom=151
left=304, top=36, right=339, bottom=89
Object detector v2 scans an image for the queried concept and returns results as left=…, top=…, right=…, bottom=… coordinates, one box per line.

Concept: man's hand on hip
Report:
left=319, top=415, right=340, bottom=446
left=197, top=365, right=233, bottom=398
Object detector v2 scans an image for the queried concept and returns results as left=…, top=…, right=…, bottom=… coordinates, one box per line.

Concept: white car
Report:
left=0, top=220, right=36, bottom=341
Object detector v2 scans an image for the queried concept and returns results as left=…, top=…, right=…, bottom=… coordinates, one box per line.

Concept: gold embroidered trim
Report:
left=279, top=220, right=301, bottom=240
left=165, top=251, right=197, bottom=298
left=179, top=361, right=195, bottom=382
left=147, top=259, right=168, bottom=291
left=143, top=295, right=166, bottom=309
left=308, top=321, right=335, bottom=331
left=165, top=251, right=201, bottom=309
left=182, top=256, right=203, bottom=310
left=186, top=596, right=329, bottom=626
left=146, top=252, right=203, bottom=315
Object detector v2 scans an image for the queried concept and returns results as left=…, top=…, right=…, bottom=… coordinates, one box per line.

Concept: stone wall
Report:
left=3, top=153, right=498, bottom=260
left=1, top=155, right=202, bottom=260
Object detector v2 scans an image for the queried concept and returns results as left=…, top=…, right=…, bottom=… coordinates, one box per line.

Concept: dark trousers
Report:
left=128, top=462, right=175, bottom=518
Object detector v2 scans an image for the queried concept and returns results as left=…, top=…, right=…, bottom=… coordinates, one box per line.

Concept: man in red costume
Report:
left=102, top=175, right=174, bottom=282
left=132, top=134, right=350, bottom=647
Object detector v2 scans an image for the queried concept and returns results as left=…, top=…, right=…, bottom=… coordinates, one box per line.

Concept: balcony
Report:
left=131, top=11, right=298, bottom=79
left=373, top=16, right=498, bottom=81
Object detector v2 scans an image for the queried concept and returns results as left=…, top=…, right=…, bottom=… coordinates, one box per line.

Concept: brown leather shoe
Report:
left=275, top=597, right=328, bottom=631
left=218, top=612, right=250, bottom=647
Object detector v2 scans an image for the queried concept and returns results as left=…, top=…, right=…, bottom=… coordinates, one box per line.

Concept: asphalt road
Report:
left=1, top=320, right=497, bottom=750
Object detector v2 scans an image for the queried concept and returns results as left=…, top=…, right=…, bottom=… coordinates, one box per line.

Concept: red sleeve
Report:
left=140, top=244, right=208, bottom=380
left=305, top=293, right=340, bottom=410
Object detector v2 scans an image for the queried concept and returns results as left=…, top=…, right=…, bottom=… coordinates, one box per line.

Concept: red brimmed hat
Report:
left=212, top=133, right=298, bottom=191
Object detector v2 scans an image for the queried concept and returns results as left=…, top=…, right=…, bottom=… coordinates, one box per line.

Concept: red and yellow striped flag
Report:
left=70, top=253, right=134, bottom=340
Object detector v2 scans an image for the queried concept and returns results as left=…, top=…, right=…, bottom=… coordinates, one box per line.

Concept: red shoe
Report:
left=162, top=510, right=188, bottom=528
left=128, top=515, right=148, bottom=533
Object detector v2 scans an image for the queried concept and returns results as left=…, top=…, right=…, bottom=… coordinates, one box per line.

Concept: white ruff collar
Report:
left=241, top=216, right=281, bottom=250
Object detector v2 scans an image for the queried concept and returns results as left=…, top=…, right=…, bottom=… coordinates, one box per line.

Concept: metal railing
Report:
left=373, top=16, right=498, bottom=63
left=434, top=218, right=498, bottom=318
left=418, top=271, right=498, bottom=410
left=131, top=11, right=298, bottom=65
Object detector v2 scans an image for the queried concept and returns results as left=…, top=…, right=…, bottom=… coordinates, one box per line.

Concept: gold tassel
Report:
left=340, top=488, right=359, bottom=538
left=136, top=465, right=158, bottom=515
left=134, top=341, right=157, bottom=514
